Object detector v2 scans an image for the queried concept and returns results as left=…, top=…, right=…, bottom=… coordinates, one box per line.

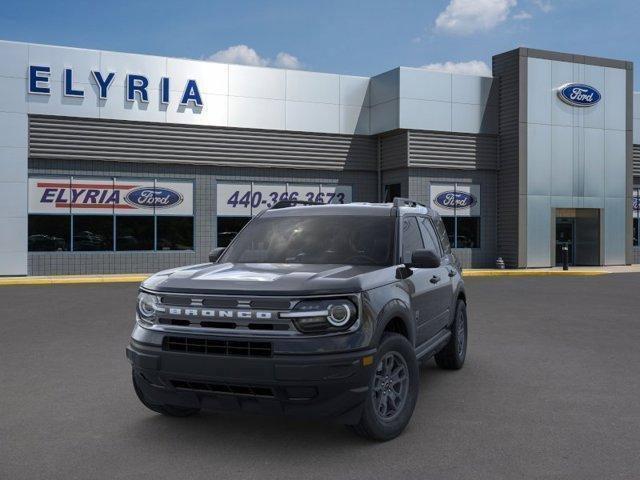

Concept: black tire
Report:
left=349, top=333, right=419, bottom=441
left=132, top=371, right=200, bottom=417
left=434, top=299, right=467, bottom=370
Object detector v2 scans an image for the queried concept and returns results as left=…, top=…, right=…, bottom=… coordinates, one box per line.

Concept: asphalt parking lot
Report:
left=1, top=274, right=639, bottom=480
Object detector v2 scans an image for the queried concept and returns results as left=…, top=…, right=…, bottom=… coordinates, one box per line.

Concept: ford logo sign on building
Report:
left=125, top=187, right=183, bottom=209
left=557, top=83, right=601, bottom=107
left=434, top=191, right=477, bottom=210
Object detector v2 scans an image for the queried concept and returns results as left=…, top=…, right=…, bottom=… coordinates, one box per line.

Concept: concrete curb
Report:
left=0, top=275, right=150, bottom=286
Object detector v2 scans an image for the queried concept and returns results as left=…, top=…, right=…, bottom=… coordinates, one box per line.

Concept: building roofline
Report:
left=494, top=46, right=632, bottom=70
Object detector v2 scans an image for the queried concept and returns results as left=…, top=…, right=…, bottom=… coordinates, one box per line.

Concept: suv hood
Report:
left=142, top=262, right=396, bottom=296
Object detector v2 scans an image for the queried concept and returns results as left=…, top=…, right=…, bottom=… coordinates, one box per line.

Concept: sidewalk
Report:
left=1, top=265, right=639, bottom=285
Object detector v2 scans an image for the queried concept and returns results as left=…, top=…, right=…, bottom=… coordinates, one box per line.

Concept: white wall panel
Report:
left=527, top=123, right=552, bottom=195
left=285, top=101, right=339, bottom=133
left=527, top=57, right=552, bottom=125
left=99, top=88, right=166, bottom=123
left=229, top=64, right=285, bottom=99
left=228, top=96, right=284, bottom=130
left=583, top=127, right=605, bottom=197
left=0, top=76, right=27, bottom=113
left=550, top=60, right=573, bottom=127
left=604, top=67, right=626, bottom=131
left=286, top=70, right=339, bottom=104
left=582, top=65, right=605, bottom=129
left=400, top=98, right=451, bottom=131
left=399, top=68, right=451, bottom=102
left=370, top=99, right=399, bottom=134
left=339, top=76, right=370, bottom=107
left=369, top=69, right=399, bottom=106
left=550, top=125, right=574, bottom=196
left=0, top=147, right=27, bottom=183
left=452, top=74, right=492, bottom=105
left=604, top=129, right=627, bottom=196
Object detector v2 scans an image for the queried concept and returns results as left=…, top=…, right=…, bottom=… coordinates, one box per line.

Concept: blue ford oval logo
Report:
left=434, top=191, right=476, bottom=210
left=557, top=83, right=601, bottom=107
left=633, top=196, right=640, bottom=211
left=125, top=187, right=183, bottom=209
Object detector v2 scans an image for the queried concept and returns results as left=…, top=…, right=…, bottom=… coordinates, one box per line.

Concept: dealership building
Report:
left=0, top=39, right=638, bottom=276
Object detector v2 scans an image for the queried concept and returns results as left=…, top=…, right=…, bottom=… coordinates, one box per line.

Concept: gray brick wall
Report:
left=28, top=158, right=377, bottom=275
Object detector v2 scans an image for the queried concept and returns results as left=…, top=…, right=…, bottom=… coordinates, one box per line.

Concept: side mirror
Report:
left=409, top=249, right=441, bottom=269
left=208, top=247, right=226, bottom=263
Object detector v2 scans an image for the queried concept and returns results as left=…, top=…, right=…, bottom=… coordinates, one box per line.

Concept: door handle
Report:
left=430, top=275, right=441, bottom=284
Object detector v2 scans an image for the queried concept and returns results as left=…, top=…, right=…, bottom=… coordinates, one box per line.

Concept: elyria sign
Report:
left=557, top=83, right=601, bottom=107
left=434, top=191, right=477, bottom=210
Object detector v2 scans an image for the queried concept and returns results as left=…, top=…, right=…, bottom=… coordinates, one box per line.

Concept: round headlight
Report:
left=137, top=292, right=158, bottom=319
left=327, top=303, right=352, bottom=327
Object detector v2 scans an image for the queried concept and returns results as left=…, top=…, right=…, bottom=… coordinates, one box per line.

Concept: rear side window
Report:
left=432, top=215, right=452, bottom=254
left=401, top=217, right=424, bottom=264
left=418, top=217, right=442, bottom=256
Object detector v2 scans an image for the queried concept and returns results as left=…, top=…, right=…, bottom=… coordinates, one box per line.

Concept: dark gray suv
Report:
left=127, top=198, right=468, bottom=441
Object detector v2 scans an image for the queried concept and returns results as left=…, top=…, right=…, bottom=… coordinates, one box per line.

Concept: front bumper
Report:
left=126, top=337, right=376, bottom=424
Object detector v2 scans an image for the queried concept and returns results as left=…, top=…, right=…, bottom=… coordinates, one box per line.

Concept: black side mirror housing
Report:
left=409, top=249, right=441, bottom=269
left=208, top=247, right=226, bottom=263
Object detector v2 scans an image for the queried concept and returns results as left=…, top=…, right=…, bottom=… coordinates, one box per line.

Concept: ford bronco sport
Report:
left=127, top=198, right=468, bottom=441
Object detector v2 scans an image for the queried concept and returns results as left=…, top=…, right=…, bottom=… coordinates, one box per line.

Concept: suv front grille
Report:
left=170, top=379, right=274, bottom=397
left=163, top=336, right=272, bottom=357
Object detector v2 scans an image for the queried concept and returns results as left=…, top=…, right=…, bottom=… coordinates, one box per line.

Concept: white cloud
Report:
left=421, top=60, right=492, bottom=77
left=207, top=44, right=302, bottom=69
left=532, top=0, right=553, bottom=13
left=435, top=0, right=517, bottom=35
left=273, top=52, right=302, bottom=69
left=513, top=10, right=533, bottom=20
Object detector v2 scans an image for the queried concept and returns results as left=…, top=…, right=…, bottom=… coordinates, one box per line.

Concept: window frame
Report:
left=399, top=215, right=426, bottom=265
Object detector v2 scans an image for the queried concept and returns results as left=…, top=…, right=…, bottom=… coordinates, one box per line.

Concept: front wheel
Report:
left=434, top=299, right=467, bottom=370
left=348, top=333, right=419, bottom=441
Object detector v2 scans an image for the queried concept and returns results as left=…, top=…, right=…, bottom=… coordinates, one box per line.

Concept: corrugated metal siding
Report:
left=634, top=144, right=640, bottom=177
left=493, top=50, right=521, bottom=268
left=408, top=131, right=497, bottom=170
left=28, top=115, right=377, bottom=171
left=379, top=130, right=408, bottom=171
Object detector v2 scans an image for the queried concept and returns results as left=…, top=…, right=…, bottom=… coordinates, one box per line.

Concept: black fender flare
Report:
left=372, top=298, right=415, bottom=347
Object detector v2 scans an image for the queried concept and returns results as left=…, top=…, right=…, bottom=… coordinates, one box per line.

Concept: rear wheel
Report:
left=434, top=299, right=467, bottom=370
left=132, top=371, right=200, bottom=417
left=348, top=333, right=419, bottom=441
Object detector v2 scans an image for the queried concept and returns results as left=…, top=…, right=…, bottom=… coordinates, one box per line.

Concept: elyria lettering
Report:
left=28, top=65, right=204, bottom=107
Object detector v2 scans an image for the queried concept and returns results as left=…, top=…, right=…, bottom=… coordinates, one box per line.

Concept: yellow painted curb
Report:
left=463, top=270, right=608, bottom=277
left=0, top=275, right=150, bottom=286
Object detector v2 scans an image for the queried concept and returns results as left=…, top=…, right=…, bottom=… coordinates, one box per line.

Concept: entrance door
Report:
left=555, top=218, right=574, bottom=266
left=555, top=209, right=600, bottom=266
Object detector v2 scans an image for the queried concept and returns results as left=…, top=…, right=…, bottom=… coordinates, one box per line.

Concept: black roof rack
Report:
left=392, top=197, right=428, bottom=209
left=270, top=199, right=324, bottom=209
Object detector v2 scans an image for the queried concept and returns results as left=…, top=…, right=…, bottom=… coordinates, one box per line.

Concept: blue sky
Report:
left=1, top=0, right=639, bottom=86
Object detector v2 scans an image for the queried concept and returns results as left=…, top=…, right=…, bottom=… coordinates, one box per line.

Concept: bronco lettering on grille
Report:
left=158, top=307, right=273, bottom=320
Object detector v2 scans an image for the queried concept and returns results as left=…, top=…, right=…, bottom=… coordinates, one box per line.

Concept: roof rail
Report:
left=270, top=199, right=323, bottom=209
left=392, top=197, right=428, bottom=209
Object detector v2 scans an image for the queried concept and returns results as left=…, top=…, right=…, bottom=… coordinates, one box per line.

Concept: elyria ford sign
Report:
left=434, top=191, right=477, bottom=210
left=557, top=83, right=601, bottom=107
left=28, top=65, right=204, bottom=107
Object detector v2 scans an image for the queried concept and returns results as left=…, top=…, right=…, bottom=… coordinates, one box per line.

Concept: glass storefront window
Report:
left=116, top=216, right=154, bottom=251
left=28, top=215, right=71, bottom=251
left=73, top=215, right=114, bottom=251
left=157, top=217, right=194, bottom=251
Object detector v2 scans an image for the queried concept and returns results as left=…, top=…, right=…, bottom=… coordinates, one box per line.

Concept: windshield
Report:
left=220, top=215, right=396, bottom=266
